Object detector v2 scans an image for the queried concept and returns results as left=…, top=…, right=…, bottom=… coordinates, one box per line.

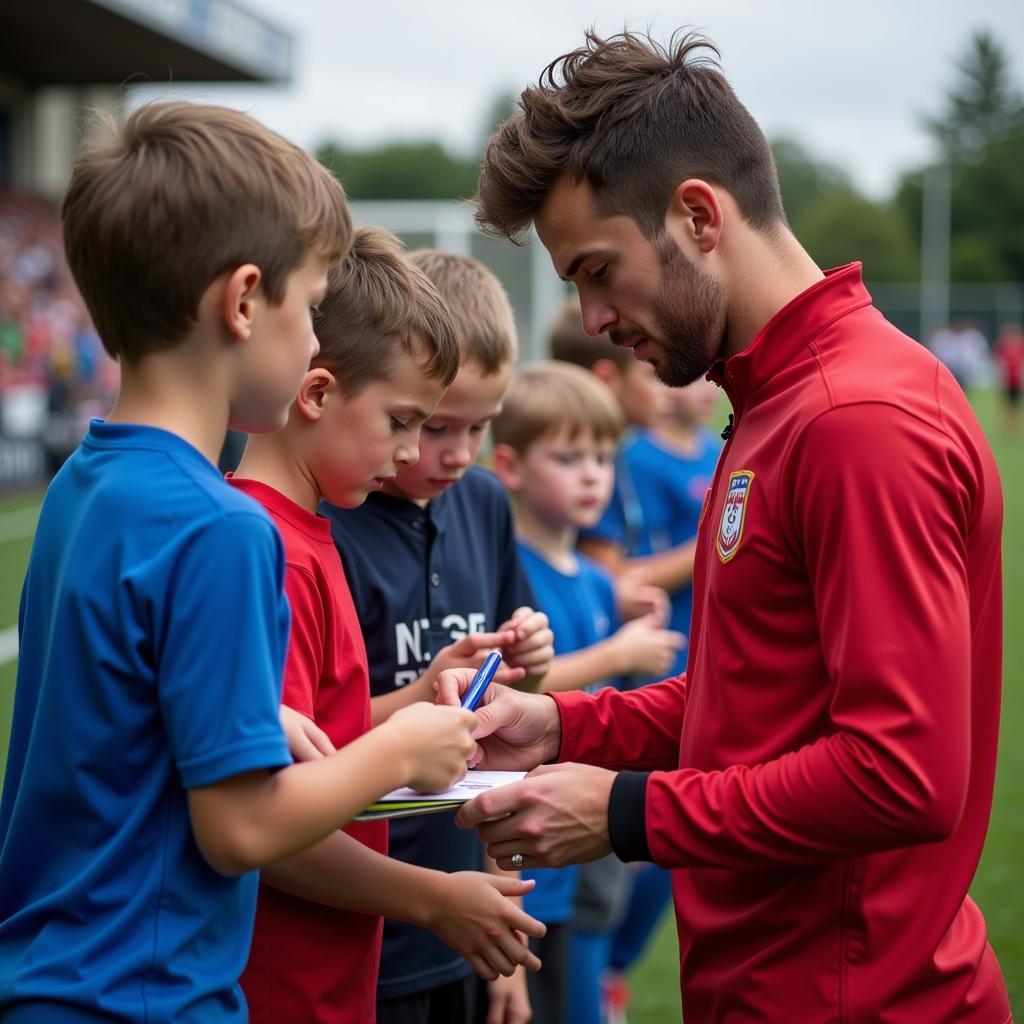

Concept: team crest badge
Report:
left=717, top=470, right=754, bottom=563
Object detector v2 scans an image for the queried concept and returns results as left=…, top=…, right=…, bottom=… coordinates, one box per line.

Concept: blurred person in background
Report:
left=994, top=322, right=1024, bottom=434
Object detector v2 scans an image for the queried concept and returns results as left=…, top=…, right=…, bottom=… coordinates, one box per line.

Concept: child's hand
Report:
left=424, top=632, right=527, bottom=690
left=486, top=965, right=532, bottom=1024
left=386, top=703, right=478, bottom=792
left=428, top=871, right=545, bottom=981
left=498, top=607, right=554, bottom=685
left=279, top=705, right=335, bottom=761
left=611, top=613, right=685, bottom=678
left=616, top=567, right=670, bottom=623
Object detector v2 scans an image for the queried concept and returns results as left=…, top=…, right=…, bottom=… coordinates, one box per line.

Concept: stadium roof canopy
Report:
left=1, top=0, right=293, bottom=86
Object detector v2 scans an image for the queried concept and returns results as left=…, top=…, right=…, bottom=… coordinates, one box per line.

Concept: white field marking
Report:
left=0, top=505, right=39, bottom=544
left=0, top=625, right=18, bottom=667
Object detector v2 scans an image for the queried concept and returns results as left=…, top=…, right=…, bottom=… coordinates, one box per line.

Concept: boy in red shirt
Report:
left=230, top=227, right=544, bottom=1024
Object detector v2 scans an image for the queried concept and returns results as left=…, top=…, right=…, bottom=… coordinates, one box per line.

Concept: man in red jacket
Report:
left=441, top=28, right=1012, bottom=1024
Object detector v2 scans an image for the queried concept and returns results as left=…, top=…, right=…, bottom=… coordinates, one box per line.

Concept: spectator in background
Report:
left=994, top=322, right=1024, bottom=434
left=0, top=190, right=117, bottom=469
left=928, top=319, right=989, bottom=391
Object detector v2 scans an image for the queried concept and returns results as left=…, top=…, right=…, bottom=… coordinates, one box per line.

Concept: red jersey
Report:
left=228, top=478, right=387, bottom=1024
left=554, top=265, right=1010, bottom=1023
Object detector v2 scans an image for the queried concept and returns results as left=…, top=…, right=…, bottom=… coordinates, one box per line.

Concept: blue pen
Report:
left=460, top=651, right=503, bottom=711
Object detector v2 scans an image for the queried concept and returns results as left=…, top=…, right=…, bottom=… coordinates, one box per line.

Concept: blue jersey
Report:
left=582, top=427, right=722, bottom=676
left=323, top=466, right=535, bottom=999
left=515, top=542, right=623, bottom=924
left=0, top=421, right=291, bottom=1024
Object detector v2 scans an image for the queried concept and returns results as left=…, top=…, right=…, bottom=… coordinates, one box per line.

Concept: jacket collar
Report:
left=708, top=262, right=873, bottom=409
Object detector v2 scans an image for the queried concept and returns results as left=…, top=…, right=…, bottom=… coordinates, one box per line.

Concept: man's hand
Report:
left=456, top=763, right=617, bottom=870
left=435, top=670, right=562, bottom=771
left=279, top=705, right=335, bottom=761
left=499, top=606, right=554, bottom=688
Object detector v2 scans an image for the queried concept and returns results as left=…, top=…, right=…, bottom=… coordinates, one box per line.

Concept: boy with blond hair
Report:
left=0, top=103, right=478, bottom=1024
left=324, top=250, right=553, bottom=1024
left=491, top=361, right=682, bottom=1024
left=231, top=227, right=545, bottom=1024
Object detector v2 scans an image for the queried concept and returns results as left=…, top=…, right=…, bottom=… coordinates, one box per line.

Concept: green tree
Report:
left=797, top=190, right=918, bottom=283
left=898, top=31, right=1024, bottom=282
left=771, top=137, right=852, bottom=230
left=926, top=30, right=1022, bottom=158
left=316, top=141, right=478, bottom=201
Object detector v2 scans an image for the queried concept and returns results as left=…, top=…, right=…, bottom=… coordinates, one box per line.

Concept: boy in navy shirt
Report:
left=491, top=361, right=683, bottom=1024
left=232, top=227, right=544, bottom=1024
left=324, top=251, right=553, bottom=1024
left=0, top=103, right=478, bottom=1024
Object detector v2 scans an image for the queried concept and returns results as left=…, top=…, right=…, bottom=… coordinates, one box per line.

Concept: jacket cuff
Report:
left=608, top=770, right=652, bottom=862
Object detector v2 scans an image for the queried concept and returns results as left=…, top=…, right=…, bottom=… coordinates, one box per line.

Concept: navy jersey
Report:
left=322, top=466, right=535, bottom=999
left=0, top=421, right=291, bottom=1023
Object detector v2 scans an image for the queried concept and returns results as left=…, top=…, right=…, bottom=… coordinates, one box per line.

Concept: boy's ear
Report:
left=295, top=367, right=336, bottom=422
left=221, top=264, right=263, bottom=341
left=491, top=442, right=525, bottom=492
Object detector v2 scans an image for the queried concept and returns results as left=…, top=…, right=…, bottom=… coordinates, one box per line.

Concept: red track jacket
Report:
left=554, top=264, right=1011, bottom=1023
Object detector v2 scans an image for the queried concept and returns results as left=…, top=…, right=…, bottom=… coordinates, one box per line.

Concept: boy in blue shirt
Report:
left=324, top=250, right=554, bottom=1024
left=490, top=361, right=683, bottom=1024
left=0, top=102, right=478, bottom=1024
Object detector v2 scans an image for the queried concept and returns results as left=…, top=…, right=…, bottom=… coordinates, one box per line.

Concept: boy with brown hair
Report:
left=0, top=103, right=478, bottom=1024
left=324, top=250, right=554, bottom=1024
left=231, top=227, right=545, bottom=1024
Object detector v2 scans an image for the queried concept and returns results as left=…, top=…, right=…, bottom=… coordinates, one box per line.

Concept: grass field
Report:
left=0, top=389, right=1020, bottom=1020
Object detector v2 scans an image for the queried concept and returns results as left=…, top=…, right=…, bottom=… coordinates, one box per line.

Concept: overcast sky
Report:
left=133, top=0, right=1024, bottom=198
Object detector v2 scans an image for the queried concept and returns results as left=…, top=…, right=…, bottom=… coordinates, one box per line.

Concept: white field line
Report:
left=0, top=505, right=36, bottom=666
left=0, top=625, right=17, bottom=667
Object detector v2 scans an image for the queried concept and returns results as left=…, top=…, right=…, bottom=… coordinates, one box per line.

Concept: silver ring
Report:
left=510, top=853, right=525, bottom=868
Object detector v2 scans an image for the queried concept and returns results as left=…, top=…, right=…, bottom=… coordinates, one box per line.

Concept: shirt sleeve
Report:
left=632, top=402, right=980, bottom=870
left=553, top=676, right=687, bottom=771
left=157, top=512, right=292, bottom=789
left=280, top=563, right=326, bottom=719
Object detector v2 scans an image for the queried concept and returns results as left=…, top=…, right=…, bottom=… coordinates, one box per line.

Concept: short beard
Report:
left=649, top=235, right=728, bottom=387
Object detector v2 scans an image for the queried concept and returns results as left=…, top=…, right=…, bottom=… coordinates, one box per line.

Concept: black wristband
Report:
left=608, top=770, right=652, bottom=862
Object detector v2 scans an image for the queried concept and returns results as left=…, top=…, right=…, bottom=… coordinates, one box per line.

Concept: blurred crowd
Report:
left=0, top=190, right=118, bottom=473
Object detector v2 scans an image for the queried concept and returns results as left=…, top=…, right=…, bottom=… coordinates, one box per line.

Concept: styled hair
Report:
left=547, top=295, right=633, bottom=371
left=408, top=249, right=517, bottom=375
left=475, top=29, right=785, bottom=243
left=492, top=359, right=624, bottom=455
left=313, top=227, right=459, bottom=395
left=62, top=101, right=352, bottom=364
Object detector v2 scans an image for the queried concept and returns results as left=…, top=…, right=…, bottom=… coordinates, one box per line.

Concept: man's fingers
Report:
left=456, top=784, right=522, bottom=828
